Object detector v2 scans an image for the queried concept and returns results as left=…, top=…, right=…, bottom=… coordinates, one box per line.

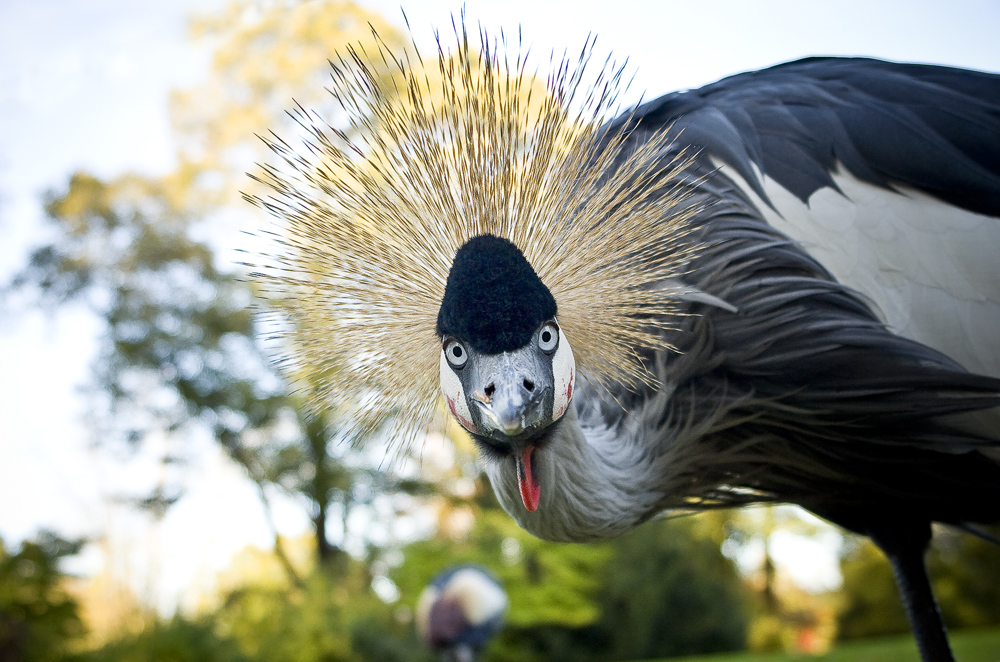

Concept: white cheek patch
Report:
left=440, top=351, right=475, bottom=432
left=551, top=330, right=576, bottom=421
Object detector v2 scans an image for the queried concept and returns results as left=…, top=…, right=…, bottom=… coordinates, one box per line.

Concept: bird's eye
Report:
left=538, top=322, right=559, bottom=354
left=444, top=338, right=468, bottom=368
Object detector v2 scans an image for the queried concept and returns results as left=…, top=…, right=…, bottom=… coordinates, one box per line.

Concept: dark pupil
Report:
left=541, top=331, right=552, bottom=343
left=452, top=345, right=463, bottom=358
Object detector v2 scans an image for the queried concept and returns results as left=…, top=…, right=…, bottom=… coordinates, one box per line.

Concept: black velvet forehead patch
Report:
left=437, top=234, right=557, bottom=354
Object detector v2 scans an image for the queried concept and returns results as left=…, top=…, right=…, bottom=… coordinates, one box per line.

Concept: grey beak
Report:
left=468, top=349, right=551, bottom=439
left=478, top=364, right=540, bottom=435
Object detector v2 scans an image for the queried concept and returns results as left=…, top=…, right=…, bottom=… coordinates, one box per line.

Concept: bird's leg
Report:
left=869, top=521, right=954, bottom=662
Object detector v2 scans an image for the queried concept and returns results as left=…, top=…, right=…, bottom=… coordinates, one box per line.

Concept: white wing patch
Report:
left=440, top=352, right=475, bottom=432
left=715, top=159, right=1000, bottom=380
left=443, top=568, right=508, bottom=625
left=551, top=327, right=576, bottom=420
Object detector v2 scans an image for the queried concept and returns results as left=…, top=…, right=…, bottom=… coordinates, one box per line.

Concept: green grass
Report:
left=652, top=627, right=1000, bottom=662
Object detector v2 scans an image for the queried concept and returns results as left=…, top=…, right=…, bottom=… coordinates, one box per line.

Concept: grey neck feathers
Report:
left=482, top=406, right=667, bottom=543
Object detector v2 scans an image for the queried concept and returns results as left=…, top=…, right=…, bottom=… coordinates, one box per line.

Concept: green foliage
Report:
left=75, top=539, right=421, bottom=662
left=80, top=616, right=248, bottom=662
left=592, top=517, right=750, bottom=659
left=393, top=506, right=613, bottom=631
left=929, top=526, right=1000, bottom=628
left=395, top=510, right=610, bottom=662
left=0, top=531, right=85, bottom=662
left=214, top=570, right=358, bottom=662
left=392, top=503, right=750, bottom=662
left=349, top=616, right=432, bottom=662
left=204, top=546, right=436, bottom=662
left=837, top=528, right=1000, bottom=640
left=654, top=625, right=1000, bottom=662
left=837, top=538, right=917, bottom=640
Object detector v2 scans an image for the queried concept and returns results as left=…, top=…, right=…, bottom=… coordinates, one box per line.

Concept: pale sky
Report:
left=1, top=0, right=999, bottom=608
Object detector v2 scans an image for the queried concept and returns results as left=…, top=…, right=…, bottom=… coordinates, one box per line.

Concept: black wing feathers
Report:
left=622, top=57, right=1000, bottom=216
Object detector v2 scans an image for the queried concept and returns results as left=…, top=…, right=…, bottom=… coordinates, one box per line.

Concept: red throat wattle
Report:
left=516, top=447, right=541, bottom=512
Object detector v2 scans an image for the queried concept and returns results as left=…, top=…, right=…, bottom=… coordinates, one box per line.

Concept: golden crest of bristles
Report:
left=246, top=22, right=701, bottom=450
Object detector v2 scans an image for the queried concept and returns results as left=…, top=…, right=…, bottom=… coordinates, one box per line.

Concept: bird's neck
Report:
left=482, top=406, right=665, bottom=542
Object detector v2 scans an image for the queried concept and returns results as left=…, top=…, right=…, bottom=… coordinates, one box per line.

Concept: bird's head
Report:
left=248, top=22, right=699, bottom=533
left=437, top=235, right=575, bottom=512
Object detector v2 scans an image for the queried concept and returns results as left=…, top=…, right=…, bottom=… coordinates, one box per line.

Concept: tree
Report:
left=929, top=526, right=1000, bottom=628
left=0, top=531, right=85, bottom=662
left=838, top=527, right=1000, bottom=640
left=7, top=0, right=420, bottom=575
left=169, top=0, right=409, bottom=210
left=592, top=516, right=750, bottom=659
left=15, top=169, right=431, bottom=577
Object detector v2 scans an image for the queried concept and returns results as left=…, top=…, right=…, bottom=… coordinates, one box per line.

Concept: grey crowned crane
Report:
left=416, top=566, right=507, bottom=662
left=249, top=27, right=1000, bottom=662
